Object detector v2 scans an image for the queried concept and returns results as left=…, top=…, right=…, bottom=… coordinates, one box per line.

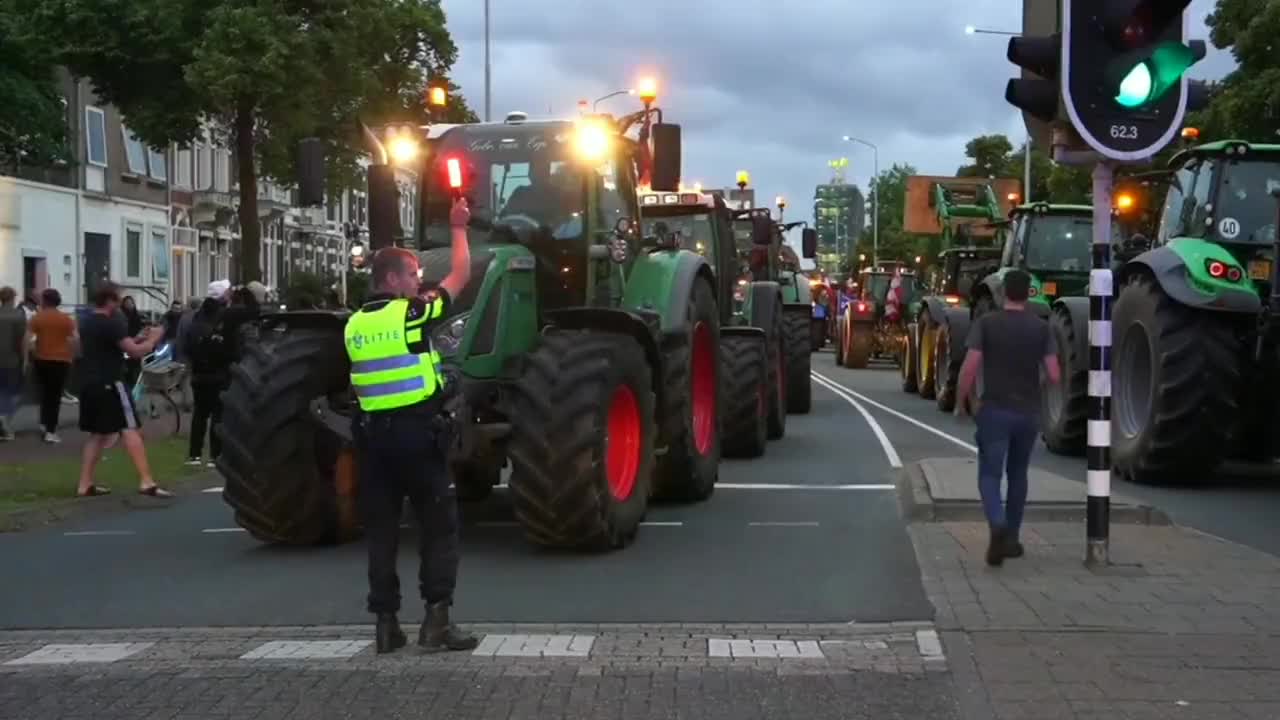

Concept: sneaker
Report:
left=43, top=432, right=61, bottom=444
left=61, top=392, right=78, bottom=405
left=0, top=430, right=13, bottom=442
left=184, top=458, right=203, bottom=467
left=206, top=461, right=217, bottom=469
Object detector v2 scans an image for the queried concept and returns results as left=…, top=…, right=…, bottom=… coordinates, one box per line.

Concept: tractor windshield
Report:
left=863, top=273, right=892, bottom=302
left=955, top=258, right=994, bottom=296
left=1024, top=216, right=1097, bottom=273
left=641, top=212, right=714, bottom=259
left=1215, top=160, right=1280, bottom=245
left=421, top=127, right=589, bottom=247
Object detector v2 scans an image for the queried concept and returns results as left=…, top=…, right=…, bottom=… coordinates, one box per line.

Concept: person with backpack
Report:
left=183, top=294, right=232, bottom=467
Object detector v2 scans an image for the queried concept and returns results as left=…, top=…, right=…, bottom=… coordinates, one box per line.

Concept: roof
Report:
left=425, top=118, right=583, bottom=140
left=1169, top=140, right=1280, bottom=168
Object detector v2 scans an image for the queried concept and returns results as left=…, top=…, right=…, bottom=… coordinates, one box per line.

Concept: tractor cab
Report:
left=982, top=202, right=1123, bottom=308
left=638, top=189, right=739, bottom=318
left=929, top=248, right=1002, bottom=302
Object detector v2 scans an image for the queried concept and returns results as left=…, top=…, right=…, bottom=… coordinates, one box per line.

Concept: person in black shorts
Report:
left=75, top=281, right=172, bottom=498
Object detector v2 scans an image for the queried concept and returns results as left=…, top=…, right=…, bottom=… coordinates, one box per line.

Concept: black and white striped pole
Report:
left=1086, top=160, right=1113, bottom=567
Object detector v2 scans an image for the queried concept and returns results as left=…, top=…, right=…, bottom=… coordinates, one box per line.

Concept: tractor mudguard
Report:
left=941, top=305, right=971, bottom=367
left=623, top=248, right=715, bottom=334
left=745, top=281, right=781, bottom=331
left=1119, top=241, right=1262, bottom=314
left=544, top=307, right=666, bottom=413
left=1053, top=296, right=1090, bottom=365
left=921, top=297, right=950, bottom=324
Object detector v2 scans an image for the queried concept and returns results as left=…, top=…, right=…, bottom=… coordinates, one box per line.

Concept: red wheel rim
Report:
left=690, top=322, right=715, bottom=455
left=605, top=385, right=642, bottom=501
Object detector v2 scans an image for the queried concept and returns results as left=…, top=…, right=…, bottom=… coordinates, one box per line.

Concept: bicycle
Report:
left=130, top=342, right=185, bottom=440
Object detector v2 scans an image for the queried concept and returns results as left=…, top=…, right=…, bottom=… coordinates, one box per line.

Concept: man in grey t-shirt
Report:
left=956, top=270, right=1060, bottom=566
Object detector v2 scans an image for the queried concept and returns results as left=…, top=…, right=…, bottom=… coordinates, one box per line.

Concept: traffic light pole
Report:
left=1086, top=160, right=1113, bottom=567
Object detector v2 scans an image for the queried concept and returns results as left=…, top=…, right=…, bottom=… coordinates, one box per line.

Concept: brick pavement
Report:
left=0, top=623, right=962, bottom=719
left=912, top=521, right=1280, bottom=720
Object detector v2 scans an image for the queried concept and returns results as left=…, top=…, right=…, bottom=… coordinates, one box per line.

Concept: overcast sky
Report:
left=439, top=1, right=1234, bottom=245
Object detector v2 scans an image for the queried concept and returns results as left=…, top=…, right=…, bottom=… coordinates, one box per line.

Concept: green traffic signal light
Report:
left=1108, top=41, right=1199, bottom=109
left=1115, top=64, right=1153, bottom=107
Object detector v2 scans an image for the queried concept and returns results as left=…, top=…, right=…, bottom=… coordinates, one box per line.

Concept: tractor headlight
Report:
left=432, top=312, right=471, bottom=357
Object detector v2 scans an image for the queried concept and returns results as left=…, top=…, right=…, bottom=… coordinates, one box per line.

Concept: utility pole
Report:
left=484, top=0, right=491, bottom=122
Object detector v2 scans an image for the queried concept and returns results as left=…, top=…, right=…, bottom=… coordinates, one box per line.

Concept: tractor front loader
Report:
left=218, top=96, right=728, bottom=552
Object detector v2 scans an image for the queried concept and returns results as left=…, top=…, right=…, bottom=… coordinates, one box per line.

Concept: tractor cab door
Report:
left=711, top=204, right=738, bottom=322
left=588, top=153, right=639, bottom=306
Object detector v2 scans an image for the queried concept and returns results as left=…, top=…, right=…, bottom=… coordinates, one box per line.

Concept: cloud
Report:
left=440, top=0, right=1234, bottom=250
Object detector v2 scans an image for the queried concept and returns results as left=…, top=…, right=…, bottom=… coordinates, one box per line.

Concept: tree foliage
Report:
left=855, top=162, right=921, bottom=265
left=1191, top=0, right=1280, bottom=142
left=33, top=0, right=473, bottom=282
left=0, top=0, right=70, bottom=172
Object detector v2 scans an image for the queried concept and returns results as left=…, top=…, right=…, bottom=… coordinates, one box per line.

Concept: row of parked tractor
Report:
left=215, top=100, right=826, bottom=553
left=811, top=139, right=1280, bottom=488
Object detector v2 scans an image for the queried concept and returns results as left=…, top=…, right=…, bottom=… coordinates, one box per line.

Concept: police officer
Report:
left=344, top=197, right=477, bottom=654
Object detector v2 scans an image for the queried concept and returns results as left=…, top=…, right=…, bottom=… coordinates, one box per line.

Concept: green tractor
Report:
left=730, top=210, right=818, bottom=418
left=902, top=181, right=1005, bottom=400
left=218, top=105, right=732, bottom=551
left=639, top=191, right=816, bottom=454
left=1106, top=140, right=1280, bottom=483
left=835, top=262, right=922, bottom=369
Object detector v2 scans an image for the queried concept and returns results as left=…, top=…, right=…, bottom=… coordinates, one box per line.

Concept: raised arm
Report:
left=437, top=198, right=472, bottom=301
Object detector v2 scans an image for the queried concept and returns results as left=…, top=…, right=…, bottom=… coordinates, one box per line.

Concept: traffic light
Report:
left=1062, top=0, right=1206, bottom=161
left=1005, top=32, right=1062, bottom=123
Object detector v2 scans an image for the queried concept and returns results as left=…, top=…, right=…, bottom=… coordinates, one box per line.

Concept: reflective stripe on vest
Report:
left=345, top=298, right=444, bottom=411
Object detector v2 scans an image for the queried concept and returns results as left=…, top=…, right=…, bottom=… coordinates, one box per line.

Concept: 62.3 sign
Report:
left=1109, top=125, right=1139, bottom=140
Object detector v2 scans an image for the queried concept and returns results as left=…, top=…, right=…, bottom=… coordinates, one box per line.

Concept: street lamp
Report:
left=594, top=88, right=636, bottom=111
left=842, top=134, right=879, bottom=266
left=965, top=24, right=1033, bottom=201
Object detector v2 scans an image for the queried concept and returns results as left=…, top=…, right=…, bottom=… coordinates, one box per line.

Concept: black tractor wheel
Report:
left=654, top=278, right=720, bottom=503
left=833, top=314, right=846, bottom=365
left=901, top=322, right=919, bottom=392
left=218, top=326, right=355, bottom=545
left=720, top=333, right=768, bottom=458
left=783, top=310, right=812, bottom=414
left=1040, top=307, right=1088, bottom=455
left=843, top=321, right=872, bottom=368
left=506, top=330, right=656, bottom=549
left=765, top=299, right=788, bottom=439
left=810, top=318, right=826, bottom=351
left=1111, top=274, right=1243, bottom=484
left=918, top=313, right=938, bottom=400
left=934, top=322, right=958, bottom=412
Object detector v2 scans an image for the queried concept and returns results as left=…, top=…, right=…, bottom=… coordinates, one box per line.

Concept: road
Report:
left=0, top=366, right=931, bottom=629
left=812, top=350, right=1280, bottom=557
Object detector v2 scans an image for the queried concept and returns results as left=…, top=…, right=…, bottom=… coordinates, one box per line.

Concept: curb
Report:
left=894, top=461, right=1171, bottom=526
left=0, top=470, right=220, bottom=534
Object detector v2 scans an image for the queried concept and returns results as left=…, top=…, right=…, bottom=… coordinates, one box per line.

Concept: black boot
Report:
left=1003, top=534, right=1024, bottom=558
left=986, top=526, right=1006, bottom=567
left=375, top=613, right=407, bottom=654
left=419, top=601, right=479, bottom=652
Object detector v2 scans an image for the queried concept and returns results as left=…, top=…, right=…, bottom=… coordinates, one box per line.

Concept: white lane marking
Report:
left=473, top=634, right=595, bottom=657
left=748, top=521, right=820, bottom=527
left=915, top=629, right=946, bottom=660
left=201, top=528, right=245, bottom=534
left=639, top=521, right=683, bottom=527
left=4, top=643, right=154, bottom=665
left=715, top=482, right=894, bottom=490
left=241, top=640, right=371, bottom=660
left=201, top=486, right=223, bottom=493
left=812, top=374, right=903, bottom=467
left=812, top=371, right=977, bottom=453
left=63, top=530, right=135, bottom=537
left=708, top=639, right=824, bottom=659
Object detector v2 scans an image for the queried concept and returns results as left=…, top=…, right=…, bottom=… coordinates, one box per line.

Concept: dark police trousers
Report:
left=353, top=405, right=459, bottom=615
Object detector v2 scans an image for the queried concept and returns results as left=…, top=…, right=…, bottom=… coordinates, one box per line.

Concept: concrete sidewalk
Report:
left=904, top=459, right=1280, bottom=719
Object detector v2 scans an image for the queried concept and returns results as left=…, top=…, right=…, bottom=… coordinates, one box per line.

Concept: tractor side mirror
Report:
left=297, top=138, right=325, bottom=207
left=650, top=123, right=682, bottom=192
left=801, top=228, right=817, bottom=259
left=751, top=214, right=773, bottom=245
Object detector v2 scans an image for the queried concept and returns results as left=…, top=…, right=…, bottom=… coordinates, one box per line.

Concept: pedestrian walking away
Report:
left=75, top=281, right=172, bottom=499
left=183, top=293, right=232, bottom=467
left=346, top=197, right=477, bottom=655
left=955, top=269, right=1060, bottom=566
left=0, top=287, right=26, bottom=440
left=24, top=288, right=77, bottom=443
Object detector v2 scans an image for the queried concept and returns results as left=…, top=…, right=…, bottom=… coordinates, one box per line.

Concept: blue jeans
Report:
left=974, top=405, right=1038, bottom=535
left=0, top=367, right=21, bottom=418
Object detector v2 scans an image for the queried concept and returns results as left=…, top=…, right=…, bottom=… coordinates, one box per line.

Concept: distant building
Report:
left=813, top=181, right=864, bottom=272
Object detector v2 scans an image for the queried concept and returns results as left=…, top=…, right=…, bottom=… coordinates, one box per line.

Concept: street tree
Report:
left=859, top=162, right=920, bottom=263
left=34, top=0, right=471, bottom=283
left=956, top=134, right=1014, bottom=179
left=1192, top=0, right=1280, bottom=142
left=0, top=1, right=70, bottom=172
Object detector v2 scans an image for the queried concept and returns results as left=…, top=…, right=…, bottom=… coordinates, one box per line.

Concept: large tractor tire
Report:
left=654, top=279, right=720, bottom=503
left=218, top=326, right=355, bottom=545
left=843, top=321, right=873, bottom=368
left=900, top=322, right=919, bottom=392
left=506, top=330, right=656, bottom=549
left=934, top=321, right=959, bottom=412
left=1111, top=274, right=1243, bottom=485
left=720, top=333, right=768, bottom=458
left=783, top=310, right=812, bottom=414
left=917, top=313, right=938, bottom=400
left=765, top=299, right=788, bottom=439
left=833, top=313, right=846, bottom=365
left=1040, top=307, right=1088, bottom=455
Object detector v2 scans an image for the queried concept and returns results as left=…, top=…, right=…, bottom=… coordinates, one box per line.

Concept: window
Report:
left=594, top=160, right=629, bottom=231
left=125, top=224, right=143, bottom=279
left=150, top=228, right=169, bottom=283
left=196, top=142, right=212, bottom=190
left=147, top=147, right=167, bottom=181
left=1157, top=167, right=1193, bottom=244
left=213, top=150, right=229, bottom=192
left=175, top=148, right=193, bottom=188
left=121, top=126, right=147, bottom=174
left=85, top=107, right=107, bottom=166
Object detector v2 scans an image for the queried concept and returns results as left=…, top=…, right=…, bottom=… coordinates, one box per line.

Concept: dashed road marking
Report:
left=915, top=629, right=945, bottom=660
left=4, top=643, right=154, bottom=665
left=748, top=521, right=820, bottom=527
left=63, top=530, right=135, bottom=537
left=472, top=634, right=594, bottom=657
left=201, top=528, right=245, bottom=534
left=708, top=639, right=824, bottom=659
left=241, top=640, right=372, bottom=660
left=812, top=371, right=977, bottom=453
left=201, top=486, right=223, bottom=493
left=812, top=374, right=903, bottom=468
left=715, top=483, right=895, bottom=490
